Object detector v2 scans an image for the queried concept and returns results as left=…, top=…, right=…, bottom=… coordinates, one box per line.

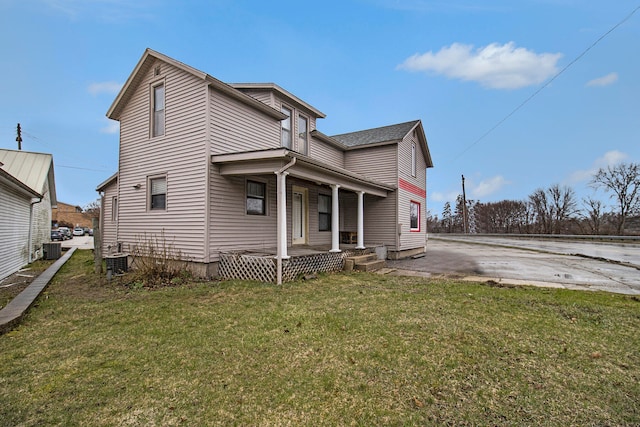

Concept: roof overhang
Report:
left=96, top=172, right=118, bottom=192
left=107, top=49, right=286, bottom=121
left=212, top=149, right=395, bottom=198
left=0, top=168, right=42, bottom=198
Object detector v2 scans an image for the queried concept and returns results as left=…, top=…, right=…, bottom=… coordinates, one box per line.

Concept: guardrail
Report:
left=428, top=233, right=640, bottom=243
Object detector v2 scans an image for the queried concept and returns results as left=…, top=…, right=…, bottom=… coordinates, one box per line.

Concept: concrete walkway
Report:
left=0, top=247, right=76, bottom=335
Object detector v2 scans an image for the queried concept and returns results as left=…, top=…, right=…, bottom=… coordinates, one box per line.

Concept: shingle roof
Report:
left=330, top=120, right=420, bottom=147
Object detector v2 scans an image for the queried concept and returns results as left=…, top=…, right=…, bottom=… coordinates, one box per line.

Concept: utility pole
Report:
left=461, top=174, right=468, bottom=234
left=16, top=123, right=22, bottom=150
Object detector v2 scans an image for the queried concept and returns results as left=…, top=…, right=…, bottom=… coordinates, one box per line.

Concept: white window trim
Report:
left=150, top=80, right=166, bottom=138
left=411, top=142, right=416, bottom=177
left=298, top=114, right=309, bottom=155
left=246, top=178, right=268, bottom=216
left=111, top=196, right=118, bottom=222
left=318, top=193, right=331, bottom=231
left=410, top=200, right=420, bottom=232
left=281, top=105, right=292, bottom=149
left=148, top=174, right=167, bottom=211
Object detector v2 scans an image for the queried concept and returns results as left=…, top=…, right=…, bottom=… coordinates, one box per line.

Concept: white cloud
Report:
left=397, top=42, right=562, bottom=89
left=567, top=150, right=628, bottom=183
left=88, top=81, right=122, bottom=96
left=586, top=72, right=618, bottom=87
left=100, top=120, right=119, bottom=134
left=470, top=175, right=508, bottom=198
left=430, top=190, right=460, bottom=203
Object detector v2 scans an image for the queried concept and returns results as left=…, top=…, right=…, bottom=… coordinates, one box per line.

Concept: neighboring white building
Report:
left=0, top=149, right=57, bottom=281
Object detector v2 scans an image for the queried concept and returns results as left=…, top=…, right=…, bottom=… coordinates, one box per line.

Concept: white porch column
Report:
left=330, top=184, right=341, bottom=253
left=276, top=171, right=290, bottom=260
left=356, top=191, right=365, bottom=249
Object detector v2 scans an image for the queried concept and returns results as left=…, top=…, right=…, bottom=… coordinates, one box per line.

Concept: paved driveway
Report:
left=62, top=235, right=94, bottom=250
left=387, top=235, right=640, bottom=295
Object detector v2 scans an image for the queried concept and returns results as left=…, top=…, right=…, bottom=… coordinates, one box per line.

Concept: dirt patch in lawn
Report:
left=0, top=259, right=54, bottom=310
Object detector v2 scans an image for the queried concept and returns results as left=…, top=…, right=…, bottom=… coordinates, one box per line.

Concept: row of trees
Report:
left=428, top=162, right=640, bottom=236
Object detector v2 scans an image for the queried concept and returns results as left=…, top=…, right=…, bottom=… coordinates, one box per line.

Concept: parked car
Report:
left=83, top=227, right=90, bottom=235
left=51, top=230, right=64, bottom=241
left=57, top=227, right=72, bottom=239
left=88, top=228, right=94, bottom=236
left=73, top=227, right=85, bottom=236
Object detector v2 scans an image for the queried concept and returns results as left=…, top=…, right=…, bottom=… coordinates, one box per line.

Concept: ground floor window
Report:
left=410, top=200, right=420, bottom=231
left=247, top=180, right=266, bottom=215
left=318, top=193, right=331, bottom=231
left=150, top=176, right=167, bottom=210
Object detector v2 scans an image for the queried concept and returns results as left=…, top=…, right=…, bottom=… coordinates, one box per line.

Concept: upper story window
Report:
left=247, top=180, right=266, bottom=215
left=150, top=176, right=167, bottom=210
left=298, top=115, right=308, bottom=155
left=152, top=83, right=165, bottom=137
left=411, top=142, right=416, bottom=177
left=281, top=106, right=292, bottom=149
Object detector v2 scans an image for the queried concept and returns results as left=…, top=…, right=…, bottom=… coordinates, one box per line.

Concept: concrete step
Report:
left=355, top=259, right=386, bottom=272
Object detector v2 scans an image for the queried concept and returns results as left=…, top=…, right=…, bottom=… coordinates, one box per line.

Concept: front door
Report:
left=292, top=187, right=307, bottom=245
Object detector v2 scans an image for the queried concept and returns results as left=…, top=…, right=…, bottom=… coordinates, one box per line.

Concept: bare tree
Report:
left=591, top=162, right=640, bottom=235
left=548, top=184, right=577, bottom=234
left=528, top=184, right=577, bottom=234
left=529, top=188, right=552, bottom=234
left=580, top=197, right=604, bottom=235
left=83, top=199, right=101, bottom=219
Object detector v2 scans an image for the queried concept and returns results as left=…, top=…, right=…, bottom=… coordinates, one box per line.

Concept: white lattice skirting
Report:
left=219, top=248, right=372, bottom=283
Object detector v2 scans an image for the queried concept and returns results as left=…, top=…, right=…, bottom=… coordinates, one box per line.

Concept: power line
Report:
left=454, top=4, right=640, bottom=160
left=57, top=164, right=112, bottom=172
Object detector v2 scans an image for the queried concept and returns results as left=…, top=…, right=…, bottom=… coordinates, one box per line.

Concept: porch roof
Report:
left=211, top=148, right=395, bottom=197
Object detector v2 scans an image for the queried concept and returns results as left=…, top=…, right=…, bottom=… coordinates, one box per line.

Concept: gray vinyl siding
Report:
left=116, top=59, right=208, bottom=261
left=30, top=179, right=52, bottom=259
left=210, top=89, right=281, bottom=154
left=239, top=90, right=274, bottom=107
left=363, top=193, right=398, bottom=250
left=209, top=173, right=278, bottom=258
left=0, top=181, right=31, bottom=280
left=310, top=137, right=344, bottom=169
left=344, top=144, right=399, bottom=249
left=209, top=175, right=340, bottom=258
left=397, top=132, right=427, bottom=251
left=339, top=192, right=357, bottom=232
left=344, top=144, right=398, bottom=187
left=100, top=181, right=118, bottom=255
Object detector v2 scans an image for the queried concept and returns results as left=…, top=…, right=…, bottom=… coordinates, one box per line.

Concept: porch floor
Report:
left=230, top=244, right=370, bottom=257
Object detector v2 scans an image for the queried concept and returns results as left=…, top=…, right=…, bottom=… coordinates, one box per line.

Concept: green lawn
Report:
left=1, top=250, right=639, bottom=426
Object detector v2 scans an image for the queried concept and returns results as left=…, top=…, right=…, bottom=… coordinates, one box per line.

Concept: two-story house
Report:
left=97, top=49, right=433, bottom=282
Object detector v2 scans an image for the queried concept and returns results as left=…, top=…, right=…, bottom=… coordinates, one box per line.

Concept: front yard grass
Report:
left=1, top=250, right=639, bottom=426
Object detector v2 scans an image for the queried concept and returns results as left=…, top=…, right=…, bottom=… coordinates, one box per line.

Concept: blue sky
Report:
left=1, top=0, right=638, bottom=217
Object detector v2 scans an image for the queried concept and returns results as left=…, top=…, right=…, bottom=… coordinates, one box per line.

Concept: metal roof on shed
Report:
left=0, top=149, right=56, bottom=203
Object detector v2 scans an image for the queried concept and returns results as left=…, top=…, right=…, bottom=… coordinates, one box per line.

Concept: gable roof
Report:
left=0, top=149, right=57, bottom=203
left=231, top=83, right=326, bottom=119
left=331, top=120, right=420, bottom=147
left=107, top=49, right=286, bottom=121
left=331, top=120, right=433, bottom=167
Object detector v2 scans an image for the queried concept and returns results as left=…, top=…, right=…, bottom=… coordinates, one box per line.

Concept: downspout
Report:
left=28, top=197, right=43, bottom=263
left=275, top=156, right=296, bottom=285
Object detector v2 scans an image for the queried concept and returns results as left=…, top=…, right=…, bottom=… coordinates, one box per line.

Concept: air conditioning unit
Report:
left=43, top=242, right=62, bottom=260
left=105, top=254, right=128, bottom=274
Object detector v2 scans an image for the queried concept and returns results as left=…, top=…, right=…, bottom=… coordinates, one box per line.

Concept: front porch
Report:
left=218, top=244, right=384, bottom=283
